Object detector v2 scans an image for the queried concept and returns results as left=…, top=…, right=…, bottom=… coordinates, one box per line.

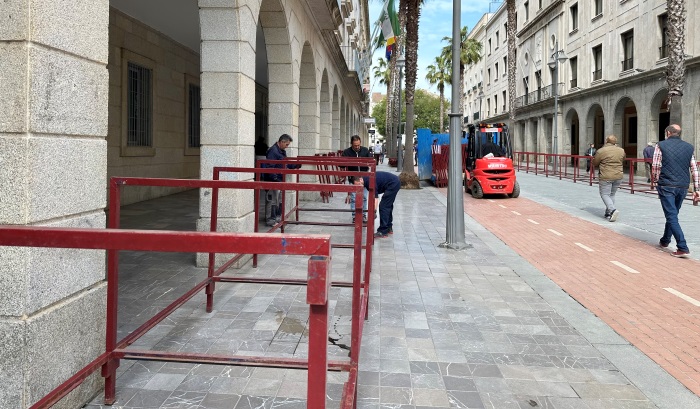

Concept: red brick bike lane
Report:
left=450, top=190, right=700, bottom=396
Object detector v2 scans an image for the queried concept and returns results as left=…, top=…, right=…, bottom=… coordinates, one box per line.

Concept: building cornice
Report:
left=516, top=0, right=564, bottom=43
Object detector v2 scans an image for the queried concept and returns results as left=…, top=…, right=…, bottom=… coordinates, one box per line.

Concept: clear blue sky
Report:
left=368, top=0, right=495, bottom=95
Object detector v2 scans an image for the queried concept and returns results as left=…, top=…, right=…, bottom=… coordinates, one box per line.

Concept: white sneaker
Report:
left=609, top=209, right=619, bottom=222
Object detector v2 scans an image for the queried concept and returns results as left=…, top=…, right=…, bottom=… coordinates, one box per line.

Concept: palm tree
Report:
left=398, top=0, right=421, bottom=187
left=441, top=26, right=482, bottom=115
left=425, top=54, right=450, bottom=133
left=374, top=57, right=392, bottom=140
left=666, top=0, right=686, bottom=124
left=507, top=0, right=517, bottom=122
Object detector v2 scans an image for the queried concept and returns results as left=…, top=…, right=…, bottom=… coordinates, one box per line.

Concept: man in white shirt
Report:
left=373, top=142, right=383, bottom=165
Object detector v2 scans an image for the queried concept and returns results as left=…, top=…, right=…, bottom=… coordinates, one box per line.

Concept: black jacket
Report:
left=341, top=146, right=372, bottom=172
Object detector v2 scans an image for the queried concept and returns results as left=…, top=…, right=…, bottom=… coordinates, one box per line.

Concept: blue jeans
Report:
left=598, top=179, right=621, bottom=215
left=377, top=181, right=400, bottom=234
left=349, top=188, right=368, bottom=219
left=657, top=185, right=689, bottom=252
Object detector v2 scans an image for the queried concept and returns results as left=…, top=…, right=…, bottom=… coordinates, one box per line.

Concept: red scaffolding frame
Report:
left=3, top=173, right=376, bottom=409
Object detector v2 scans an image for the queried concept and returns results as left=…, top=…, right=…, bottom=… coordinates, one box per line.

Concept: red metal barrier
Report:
left=515, top=152, right=695, bottom=202
left=10, top=172, right=379, bottom=409
left=0, top=225, right=332, bottom=409
left=430, top=144, right=468, bottom=187
left=216, top=160, right=377, bottom=383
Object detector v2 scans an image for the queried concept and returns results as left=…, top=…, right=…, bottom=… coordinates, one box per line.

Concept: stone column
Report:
left=197, top=3, right=263, bottom=266
left=0, top=1, right=109, bottom=407
left=331, top=98, right=340, bottom=151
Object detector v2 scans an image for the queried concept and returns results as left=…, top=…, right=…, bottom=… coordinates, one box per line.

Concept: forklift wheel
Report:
left=471, top=182, right=483, bottom=199
left=508, top=181, right=520, bottom=198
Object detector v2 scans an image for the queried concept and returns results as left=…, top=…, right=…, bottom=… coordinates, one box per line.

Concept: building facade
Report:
left=468, top=0, right=699, bottom=161
left=0, top=0, right=370, bottom=406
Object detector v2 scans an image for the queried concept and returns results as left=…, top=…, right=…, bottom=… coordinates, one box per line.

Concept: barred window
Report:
left=188, top=84, right=201, bottom=148
left=127, top=62, right=153, bottom=147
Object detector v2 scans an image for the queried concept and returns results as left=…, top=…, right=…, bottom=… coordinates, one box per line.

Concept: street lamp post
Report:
left=548, top=41, right=568, bottom=174
left=441, top=0, right=469, bottom=250
left=395, top=56, right=405, bottom=171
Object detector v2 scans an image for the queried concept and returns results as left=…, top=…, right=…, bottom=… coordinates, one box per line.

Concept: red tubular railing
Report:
left=0, top=225, right=332, bottom=409
left=515, top=151, right=696, bottom=201
left=7, top=171, right=380, bottom=409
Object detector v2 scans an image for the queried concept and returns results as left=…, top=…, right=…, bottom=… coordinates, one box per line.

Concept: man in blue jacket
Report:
left=262, top=134, right=298, bottom=226
left=350, top=171, right=400, bottom=238
left=652, top=124, right=700, bottom=258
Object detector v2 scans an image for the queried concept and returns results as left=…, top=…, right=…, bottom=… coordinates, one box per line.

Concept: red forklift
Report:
left=464, top=122, right=520, bottom=199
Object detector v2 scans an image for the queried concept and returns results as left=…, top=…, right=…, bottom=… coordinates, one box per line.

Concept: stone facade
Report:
left=0, top=0, right=110, bottom=407
left=0, top=0, right=369, bottom=406
left=108, top=9, right=201, bottom=205
left=467, top=0, right=699, bottom=163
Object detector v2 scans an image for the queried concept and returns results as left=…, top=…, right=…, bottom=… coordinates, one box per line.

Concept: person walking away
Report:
left=585, top=143, right=596, bottom=173
left=643, top=141, right=655, bottom=183
left=373, top=142, right=383, bottom=165
left=593, top=135, right=625, bottom=222
left=350, top=172, right=401, bottom=238
left=651, top=124, right=700, bottom=258
left=342, top=135, right=372, bottom=223
left=262, top=134, right=299, bottom=226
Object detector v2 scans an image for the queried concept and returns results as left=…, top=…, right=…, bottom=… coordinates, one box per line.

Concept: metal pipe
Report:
left=396, top=67, right=404, bottom=171
left=442, top=0, right=468, bottom=249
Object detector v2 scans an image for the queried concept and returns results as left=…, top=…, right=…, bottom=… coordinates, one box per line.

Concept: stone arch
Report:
left=650, top=87, right=670, bottom=142
left=340, top=96, right=346, bottom=148
left=564, top=108, right=581, bottom=156
left=332, top=85, right=340, bottom=151
left=612, top=96, right=638, bottom=156
left=259, top=0, right=294, bottom=144
left=320, top=70, right=331, bottom=152
left=298, top=42, right=319, bottom=157
left=585, top=103, right=605, bottom=147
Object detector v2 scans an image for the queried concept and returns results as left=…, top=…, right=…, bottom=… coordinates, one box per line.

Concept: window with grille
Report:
left=570, top=3, right=578, bottom=31
left=659, top=14, right=668, bottom=58
left=592, top=45, right=602, bottom=80
left=621, top=30, right=634, bottom=71
left=127, top=62, right=153, bottom=147
left=188, top=84, right=201, bottom=148
left=594, top=0, right=602, bottom=16
left=570, top=57, right=578, bottom=88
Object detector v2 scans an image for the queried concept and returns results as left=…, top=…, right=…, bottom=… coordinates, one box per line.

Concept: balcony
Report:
left=513, top=83, right=563, bottom=108
left=621, top=57, right=634, bottom=71
left=593, top=69, right=602, bottom=81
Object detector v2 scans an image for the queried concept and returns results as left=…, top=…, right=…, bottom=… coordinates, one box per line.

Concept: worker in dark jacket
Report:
left=262, top=134, right=299, bottom=226
left=351, top=172, right=400, bottom=238
left=342, top=135, right=372, bottom=223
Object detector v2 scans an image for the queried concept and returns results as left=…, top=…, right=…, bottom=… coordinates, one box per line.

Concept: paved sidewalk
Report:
left=83, top=164, right=699, bottom=408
